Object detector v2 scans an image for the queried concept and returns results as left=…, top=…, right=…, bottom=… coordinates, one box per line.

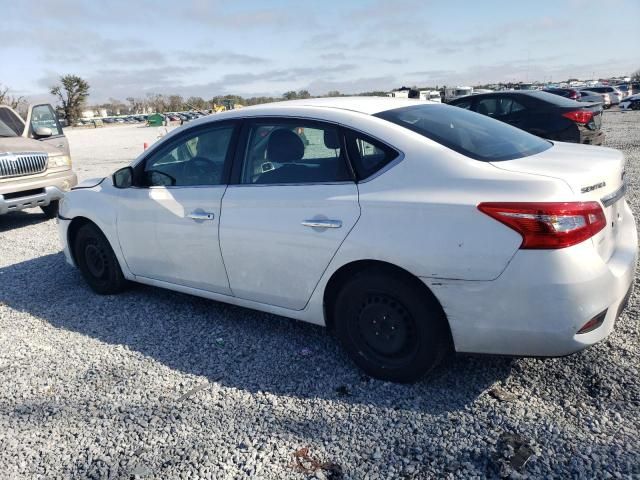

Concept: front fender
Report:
left=60, top=182, right=133, bottom=280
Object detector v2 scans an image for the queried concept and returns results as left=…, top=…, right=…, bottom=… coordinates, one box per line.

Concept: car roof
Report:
left=236, top=96, right=432, bottom=115
left=456, top=90, right=583, bottom=107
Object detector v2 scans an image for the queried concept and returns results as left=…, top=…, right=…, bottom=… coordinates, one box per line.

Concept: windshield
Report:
left=374, top=104, right=552, bottom=162
left=0, top=109, right=20, bottom=137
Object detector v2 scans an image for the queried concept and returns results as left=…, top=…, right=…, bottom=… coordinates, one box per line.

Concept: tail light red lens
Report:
left=562, top=110, right=594, bottom=124
left=477, top=202, right=606, bottom=249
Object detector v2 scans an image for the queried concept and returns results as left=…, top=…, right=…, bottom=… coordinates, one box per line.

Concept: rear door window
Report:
left=375, top=104, right=551, bottom=162
left=476, top=98, right=498, bottom=116
left=239, top=120, right=352, bottom=185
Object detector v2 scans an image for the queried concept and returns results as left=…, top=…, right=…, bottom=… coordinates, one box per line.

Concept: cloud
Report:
left=304, top=76, right=397, bottom=95
left=319, top=52, right=348, bottom=61
left=178, top=52, right=270, bottom=65
left=50, top=64, right=362, bottom=102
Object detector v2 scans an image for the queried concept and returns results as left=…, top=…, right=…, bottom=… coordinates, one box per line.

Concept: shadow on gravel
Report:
left=1, top=253, right=513, bottom=414
left=0, top=211, right=49, bottom=233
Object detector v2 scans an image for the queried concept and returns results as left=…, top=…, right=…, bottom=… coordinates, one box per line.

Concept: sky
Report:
left=2, top=0, right=638, bottom=104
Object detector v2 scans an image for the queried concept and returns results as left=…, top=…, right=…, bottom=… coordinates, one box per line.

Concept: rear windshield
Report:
left=374, top=104, right=552, bottom=162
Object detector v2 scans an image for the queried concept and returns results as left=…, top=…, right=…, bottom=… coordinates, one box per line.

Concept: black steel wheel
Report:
left=73, top=223, right=127, bottom=295
left=333, top=267, right=451, bottom=383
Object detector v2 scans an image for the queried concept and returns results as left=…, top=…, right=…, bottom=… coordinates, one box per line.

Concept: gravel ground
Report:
left=1, top=113, right=639, bottom=479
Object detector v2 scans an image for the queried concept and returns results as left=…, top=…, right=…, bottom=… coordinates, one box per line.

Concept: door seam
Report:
left=218, top=184, right=236, bottom=297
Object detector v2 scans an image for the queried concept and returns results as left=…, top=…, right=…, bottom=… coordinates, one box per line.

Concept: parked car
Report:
left=580, top=86, right=622, bottom=105
left=449, top=91, right=604, bottom=145
left=580, top=90, right=611, bottom=108
left=0, top=104, right=77, bottom=217
left=57, top=97, right=635, bottom=383
left=619, top=93, right=640, bottom=111
left=614, top=84, right=632, bottom=99
left=543, top=88, right=581, bottom=100
left=543, top=88, right=608, bottom=107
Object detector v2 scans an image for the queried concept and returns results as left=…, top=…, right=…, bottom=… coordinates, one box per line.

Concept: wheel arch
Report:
left=67, top=216, right=104, bottom=265
left=322, top=259, right=452, bottom=341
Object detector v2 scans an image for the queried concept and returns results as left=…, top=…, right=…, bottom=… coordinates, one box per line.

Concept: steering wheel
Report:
left=183, top=156, right=222, bottom=185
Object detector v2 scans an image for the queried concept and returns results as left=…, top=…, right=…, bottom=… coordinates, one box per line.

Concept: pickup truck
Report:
left=0, top=103, right=77, bottom=218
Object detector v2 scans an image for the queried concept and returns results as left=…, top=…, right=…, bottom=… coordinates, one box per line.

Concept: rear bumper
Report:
left=552, top=124, right=604, bottom=146
left=0, top=170, right=78, bottom=215
left=579, top=127, right=604, bottom=145
left=429, top=200, right=637, bottom=357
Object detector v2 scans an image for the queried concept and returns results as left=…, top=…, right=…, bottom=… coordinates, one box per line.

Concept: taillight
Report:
left=477, top=202, right=606, bottom=249
left=562, top=110, right=594, bottom=124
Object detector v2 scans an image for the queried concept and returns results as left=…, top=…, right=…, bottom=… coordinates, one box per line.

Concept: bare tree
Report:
left=185, top=96, right=208, bottom=110
left=50, top=75, right=90, bottom=125
left=167, top=95, right=184, bottom=112
left=0, top=84, right=8, bottom=104
left=0, top=84, right=26, bottom=111
left=632, top=69, right=640, bottom=82
left=126, top=96, right=146, bottom=114
left=146, top=93, right=167, bottom=113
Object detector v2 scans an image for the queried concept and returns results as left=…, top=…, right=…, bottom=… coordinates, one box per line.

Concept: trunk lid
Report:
left=491, top=141, right=626, bottom=262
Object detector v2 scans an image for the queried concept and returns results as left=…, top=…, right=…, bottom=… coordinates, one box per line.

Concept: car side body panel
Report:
left=58, top=100, right=637, bottom=359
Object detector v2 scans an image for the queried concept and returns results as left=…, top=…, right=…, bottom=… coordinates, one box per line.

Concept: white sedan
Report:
left=58, top=97, right=637, bottom=383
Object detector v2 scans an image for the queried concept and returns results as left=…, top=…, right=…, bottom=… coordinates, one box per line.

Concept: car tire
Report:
left=74, top=223, right=127, bottom=295
left=333, top=268, right=451, bottom=383
left=41, top=200, right=59, bottom=219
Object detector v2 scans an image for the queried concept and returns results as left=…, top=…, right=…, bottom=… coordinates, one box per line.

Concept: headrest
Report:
left=266, top=129, right=304, bottom=163
left=323, top=129, right=340, bottom=149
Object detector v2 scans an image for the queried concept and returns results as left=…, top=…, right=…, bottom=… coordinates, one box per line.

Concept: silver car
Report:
left=581, top=86, right=622, bottom=105
left=580, top=90, right=611, bottom=108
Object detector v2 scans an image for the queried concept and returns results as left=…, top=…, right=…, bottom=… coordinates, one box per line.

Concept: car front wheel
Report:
left=74, top=223, right=127, bottom=295
left=333, top=268, right=451, bottom=383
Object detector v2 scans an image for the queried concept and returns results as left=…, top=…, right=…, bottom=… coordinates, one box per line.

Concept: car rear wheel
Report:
left=74, top=223, right=127, bottom=295
left=333, top=268, right=451, bottom=383
left=41, top=200, right=59, bottom=219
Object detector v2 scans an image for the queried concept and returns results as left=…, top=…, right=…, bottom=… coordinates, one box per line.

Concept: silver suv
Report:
left=0, top=104, right=77, bottom=218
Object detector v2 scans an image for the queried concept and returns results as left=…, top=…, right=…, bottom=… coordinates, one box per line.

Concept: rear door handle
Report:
left=188, top=211, right=215, bottom=221
left=302, top=219, right=342, bottom=229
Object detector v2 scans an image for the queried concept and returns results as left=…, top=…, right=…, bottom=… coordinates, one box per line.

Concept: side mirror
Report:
left=113, top=166, right=133, bottom=189
left=34, top=126, right=53, bottom=138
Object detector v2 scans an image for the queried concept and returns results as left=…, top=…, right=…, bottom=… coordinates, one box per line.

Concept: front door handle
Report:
left=188, top=211, right=215, bottom=221
left=301, top=219, right=342, bottom=229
